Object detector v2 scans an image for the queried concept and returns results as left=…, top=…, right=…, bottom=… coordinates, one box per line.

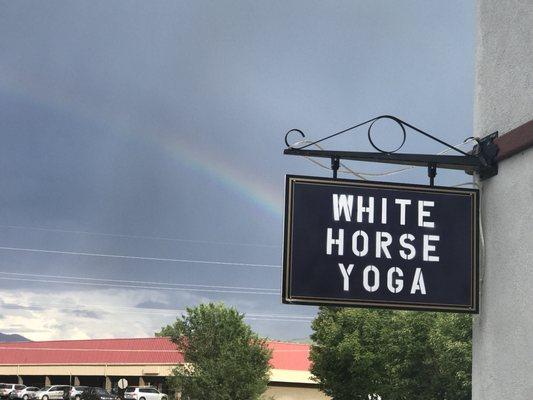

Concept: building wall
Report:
left=269, top=369, right=315, bottom=385
left=0, top=364, right=328, bottom=399
left=474, top=0, right=532, bottom=135
left=472, top=0, right=533, bottom=399
left=0, top=364, right=175, bottom=377
left=263, top=385, right=330, bottom=400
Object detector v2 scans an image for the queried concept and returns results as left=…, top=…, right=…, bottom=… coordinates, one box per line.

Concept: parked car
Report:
left=68, top=387, right=88, bottom=400
left=123, top=388, right=166, bottom=400
left=80, top=388, right=117, bottom=400
left=11, top=387, right=39, bottom=400
left=1, top=385, right=24, bottom=399
left=34, top=386, right=72, bottom=400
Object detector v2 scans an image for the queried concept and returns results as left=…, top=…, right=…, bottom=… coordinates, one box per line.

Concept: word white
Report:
left=326, top=229, right=440, bottom=262
left=333, top=194, right=435, bottom=227
left=338, top=263, right=426, bottom=294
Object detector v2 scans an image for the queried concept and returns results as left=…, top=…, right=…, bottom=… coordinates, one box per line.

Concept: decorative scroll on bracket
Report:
left=283, top=115, right=499, bottom=184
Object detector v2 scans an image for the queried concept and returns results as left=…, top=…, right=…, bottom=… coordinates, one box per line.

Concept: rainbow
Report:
left=155, top=135, right=283, bottom=217
left=0, top=69, right=284, bottom=217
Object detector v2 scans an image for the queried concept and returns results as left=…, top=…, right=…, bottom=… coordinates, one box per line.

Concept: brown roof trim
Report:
left=494, top=119, right=533, bottom=162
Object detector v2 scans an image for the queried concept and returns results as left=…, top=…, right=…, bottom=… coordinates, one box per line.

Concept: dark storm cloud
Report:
left=0, top=0, right=475, bottom=339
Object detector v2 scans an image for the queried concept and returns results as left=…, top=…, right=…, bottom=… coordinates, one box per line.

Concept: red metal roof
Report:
left=0, top=337, right=310, bottom=371
left=267, top=340, right=311, bottom=371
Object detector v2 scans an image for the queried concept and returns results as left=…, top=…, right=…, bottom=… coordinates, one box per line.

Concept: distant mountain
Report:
left=0, top=332, right=30, bottom=342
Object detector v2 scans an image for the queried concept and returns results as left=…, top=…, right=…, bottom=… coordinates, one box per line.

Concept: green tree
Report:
left=427, top=313, right=472, bottom=399
left=310, top=307, right=471, bottom=400
left=157, top=303, right=272, bottom=400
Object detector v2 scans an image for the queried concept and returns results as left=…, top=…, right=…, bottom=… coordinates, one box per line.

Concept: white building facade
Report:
left=473, top=0, right=533, bottom=398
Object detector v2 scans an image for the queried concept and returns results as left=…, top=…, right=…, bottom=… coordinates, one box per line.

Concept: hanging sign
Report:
left=282, top=175, right=479, bottom=313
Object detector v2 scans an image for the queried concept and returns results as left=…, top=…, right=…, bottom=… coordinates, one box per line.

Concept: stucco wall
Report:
left=474, top=0, right=532, bottom=136
left=472, top=0, right=533, bottom=399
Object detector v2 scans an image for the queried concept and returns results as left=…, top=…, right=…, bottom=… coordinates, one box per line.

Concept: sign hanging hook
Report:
left=428, top=163, right=437, bottom=186
left=331, top=157, right=340, bottom=179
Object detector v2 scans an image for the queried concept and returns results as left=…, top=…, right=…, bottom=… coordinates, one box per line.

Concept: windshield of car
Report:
left=124, top=388, right=135, bottom=393
left=0, top=385, right=12, bottom=389
left=74, top=387, right=87, bottom=391
left=40, top=387, right=51, bottom=391
left=94, top=389, right=109, bottom=395
left=15, top=386, right=25, bottom=390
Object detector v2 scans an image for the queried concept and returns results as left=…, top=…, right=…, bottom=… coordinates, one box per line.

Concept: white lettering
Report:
left=399, top=233, right=416, bottom=260
left=418, top=201, right=435, bottom=228
left=357, top=196, right=375, bottom=223
left=387, top=267, right=404, bottom=293
left=423, top=235, right=440, bottom=262
left=395, top=199, right=411, bottom=225
left=381, top=198, right=388, bottom=224
left=410, top=268, right=426, bottom=294
left=338, top=263, right=354, bottom=291
left=351, top=230, right=369, bottom=257
left=332, top=194, right=354, bottom=222
left=363, top=265, right=380, bottom=292
left=375, top=231, right=392, bottom=259
left=326, top=228, right=344, bottom=255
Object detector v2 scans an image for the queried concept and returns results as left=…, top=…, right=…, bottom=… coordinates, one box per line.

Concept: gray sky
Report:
left=0, top=0, right=475, bottom=340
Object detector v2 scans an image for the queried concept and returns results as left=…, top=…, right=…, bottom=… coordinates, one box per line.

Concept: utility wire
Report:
left=0, top=304, right=314, bottom=322
left=0, top=271, right=278, bottom=292
left=0, top=301, right=313, bottom=322
left=291, top=140, right=368, bottom=180
left=452, top=181, right=479, bottom=187
left=7, top=303, right=313, bottom=321
left=0, top=224, right=279, bottom=249
left=0, top=276, right=280, bottom=296
left=0, top=246, right=281, bottom=269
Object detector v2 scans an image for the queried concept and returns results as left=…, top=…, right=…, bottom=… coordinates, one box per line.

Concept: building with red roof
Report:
left=0, top=338, right=328, bottom=400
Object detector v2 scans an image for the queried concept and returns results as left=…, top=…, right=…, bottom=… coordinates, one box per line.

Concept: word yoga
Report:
left=282, top=175, right=478, bottom=312
left=327, top=194, right=438, bottom=295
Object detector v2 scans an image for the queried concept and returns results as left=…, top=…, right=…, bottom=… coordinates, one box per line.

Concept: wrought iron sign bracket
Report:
left=470, top=131, right=499, bottom=180
left=283, top=115, right=499, bottom=185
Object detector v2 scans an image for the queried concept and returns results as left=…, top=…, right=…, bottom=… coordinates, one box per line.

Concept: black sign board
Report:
left=283, top=175, right=479, bottom=313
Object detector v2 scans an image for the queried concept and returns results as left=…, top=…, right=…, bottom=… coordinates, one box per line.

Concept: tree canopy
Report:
left=310, top=308, right=471, bottom=400
left=157, top=303, right=272, bottom=400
